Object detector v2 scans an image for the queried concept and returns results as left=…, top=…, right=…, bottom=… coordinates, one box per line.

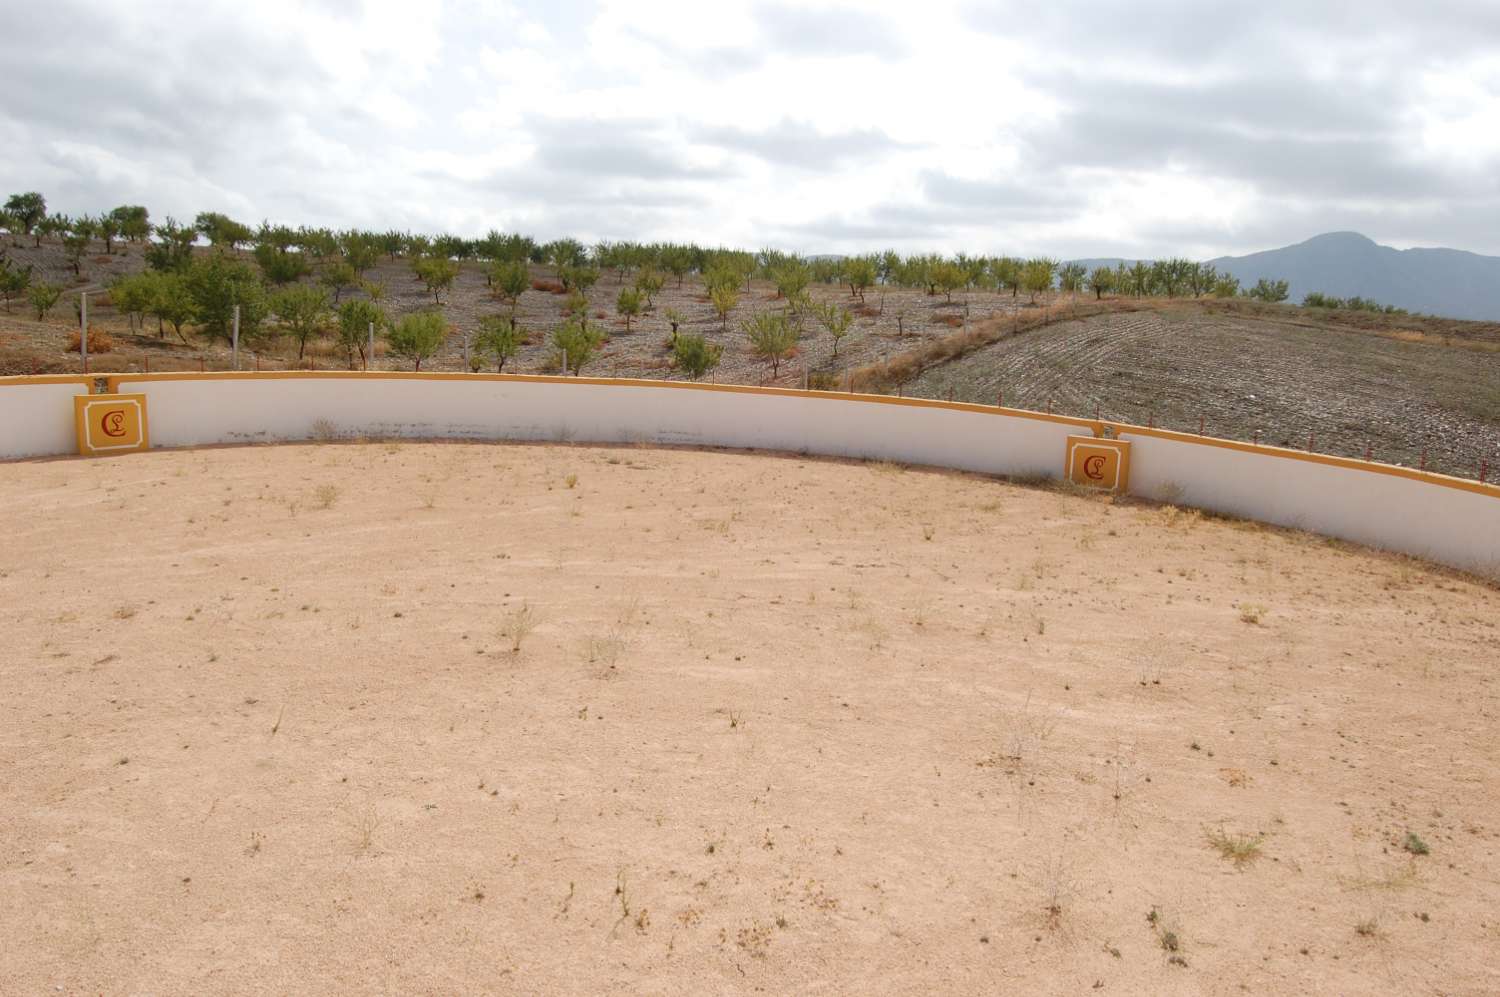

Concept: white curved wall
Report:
left=107, top=374, right=1087, bottom=480
left=1122, top=431, right=1500, bottom=576
left=0, top=378, right=90, bottom=460
left=3, top=373, right=1497, bottom=578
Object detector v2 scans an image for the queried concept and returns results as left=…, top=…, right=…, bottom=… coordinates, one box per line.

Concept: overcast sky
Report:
left=4, top=0, right=1499, bottom=258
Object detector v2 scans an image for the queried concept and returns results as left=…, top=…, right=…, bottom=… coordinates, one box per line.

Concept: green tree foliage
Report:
left=1212, top=274, right=1241, bottom=298
left=4, top=192, right=46, bottom=245
left=253, top=243, right=310, bottom=285
left=703, top=265, right=740, bottom=295
left=1300, top=291, right=1405, bottom=314
left=1188, top=262, right=1218, bottom=297
left=1058, top=263, right=1086, bottom=295
left=1127, top=261, right=1152, bottom=298
left=477, top=315, right=522, bottom=373
left=490, top=260, right=530, bottom=314
left=991, top=257, right=1022, bottom=297
left=772, top=259, right=811, bottom=300
left=28, top=281, right=62, bottom=320
left=36, top=212, right=68, bottom=244
left=563, top=290, right=590, bottom=322
left=412, top=257, right=459, bottom=303
left=559, top=264, right=599, bottom=293
left=661, top=245, right=694, bottom=287
left=843, top=257, right=876, bottom=301
left=148, top=272, right=196, bottom=342
left=387, top=311, right=448, bottom=370
left=195, top=212, right=253, bottom=249
left=0, top=258, right=32, bottom=311
left=709, top=283, right=738, bottom=329
left=96, top=213, right=122, bottom=254
left=271, top=284, right=331, bottom=359
left=62, top=220, right=94, bottom=275
left=1021, top=258, right=1057, bottom=302
left=743, top=311, right=797, bottom=377
left=336, top=298, right=386, bottom=368
left=544, top=238, right=587, bottom=270
left=1247, top=278, right=1290, bottom=303
left=146, top=217, right=198, bottom=272
left=616, top=287, right=642, bottom=331
left=930, top=257, right=966, bottom=301
left=107, top=205, right=151, bottom=242
left=663, top=307, right=685, bottom=347
left=320, top=260, right=358, bottom=302
left=1086, top=266, right=1117, bottom=300
left=186, top=251, right=267, bottom=344
left=551, top=318, right=603, bottom=375
left=1150, top=258, right=1195, bottom=297
left=672, top=333, right=722, bottom=380
left=634, top=266, right=664, bottom=308
left=812, top=301, right=854, bottom=357
left=109, top=273, right=155, bottom=330
left=341, top=234, right=381, bottom=277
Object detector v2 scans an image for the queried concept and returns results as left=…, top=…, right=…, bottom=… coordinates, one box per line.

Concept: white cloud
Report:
left=1, top=0, right=1497, bottom=257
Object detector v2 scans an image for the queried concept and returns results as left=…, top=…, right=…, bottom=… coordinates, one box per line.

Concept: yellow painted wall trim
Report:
left=0, top=374, right=96, bottom=387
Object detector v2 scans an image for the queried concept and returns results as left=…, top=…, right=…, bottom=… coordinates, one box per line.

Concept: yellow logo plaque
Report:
left=75, top=393, right=149, bottom=456
left=1065, top=436, right=1130, bottom=492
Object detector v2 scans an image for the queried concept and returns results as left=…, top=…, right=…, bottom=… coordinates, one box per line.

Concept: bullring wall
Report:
left=2, top=371, right=1496, bottom=577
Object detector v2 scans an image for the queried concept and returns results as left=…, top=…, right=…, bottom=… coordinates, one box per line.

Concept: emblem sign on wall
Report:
left=75, top=393, right=150, bottom=456
left=1065, top=435, right=1131, bottom=492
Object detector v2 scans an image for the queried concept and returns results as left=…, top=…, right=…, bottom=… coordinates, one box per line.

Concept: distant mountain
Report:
left=1065, top=233, right=1500, bottom=321
left=1207, top=232, right=1500, bottom=321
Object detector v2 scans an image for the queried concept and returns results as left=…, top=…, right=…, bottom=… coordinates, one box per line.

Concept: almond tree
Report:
left=4, top=192, right=46, bottom=246
left=1058, top=263, right=1086, bottom=296
left=478, top=315, right=522, bottom=372
left=743, top=311, right=797, bottom=377
left=0, top=259, right=31, bottom=311
left=388, top=310, right=448, bottom=370
left=1022, top=258, right=1057, bottom=303
left=491, top=260, right=530, bottom=316
left=336, top=298, right=385, bottom=368
left=320, top=260, right=358, bottom=302
left=634, top=267, right=664, bottom=308
left=813, top=301, right=854, bottom=357
left=271, top=284, right=331, bottom=359
left=931, top=262, right=966, bottom=302
left=709, top=284, right=738, bottom=329
left=616, top=287, right=642, bottom=331
left=673, top=334, right=722, bottom=380
left=552, top=318, right=603, bottom=374
left=844, top=257, right=876, bottom=301
left=663, top=307, right=685, bottom=347
left=1086, top=266, right=1116, bottom=300
left=28, top=281, right=62, bottom=320
left=413, top=257, right=459, bottom=303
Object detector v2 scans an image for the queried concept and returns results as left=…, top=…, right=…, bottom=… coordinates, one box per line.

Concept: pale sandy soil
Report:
left=3, top=442, right=1499, bottom=996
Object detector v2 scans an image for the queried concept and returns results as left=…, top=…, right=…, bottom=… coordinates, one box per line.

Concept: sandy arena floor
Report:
left=3, top=442, right=1498, bottom=995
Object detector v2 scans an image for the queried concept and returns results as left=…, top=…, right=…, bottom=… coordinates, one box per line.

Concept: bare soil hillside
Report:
left=903, top=305, right=1500, bottom=481
left=0, top=237, right=1013, bottom=383
left=3, top=442, right=1498, bottom=995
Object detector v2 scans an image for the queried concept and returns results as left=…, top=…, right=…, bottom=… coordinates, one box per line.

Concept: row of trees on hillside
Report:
left=3, top=189, right=1314, bottom=382
left=3, top=190, right=1301, bottom=306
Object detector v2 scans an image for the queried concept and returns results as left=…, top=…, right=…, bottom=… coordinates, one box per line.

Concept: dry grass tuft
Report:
left=1205, top=826, right=1266, bottom=868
